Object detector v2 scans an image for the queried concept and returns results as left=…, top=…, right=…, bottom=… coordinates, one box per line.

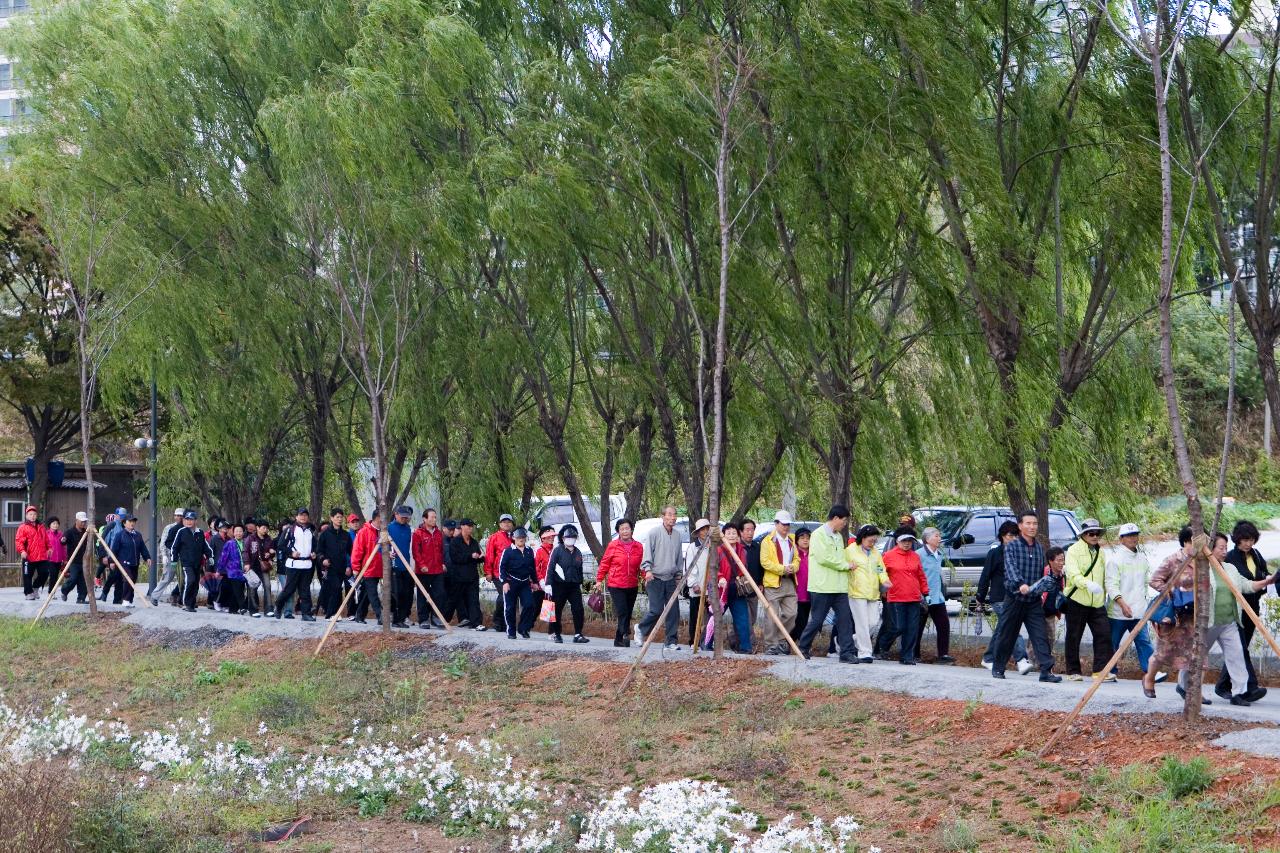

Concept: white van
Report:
left=528, top=494, right=628, bottom=577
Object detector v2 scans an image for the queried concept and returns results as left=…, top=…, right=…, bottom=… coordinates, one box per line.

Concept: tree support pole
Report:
left=385, top=538, right=452, bottom=631
left=94, top=528, right=153, bottom=607
left=29, top=529, right=91, bottom=626
left=314, top=540, right=384, bottom=657
left=1039, top=550, right=1196, bottom=758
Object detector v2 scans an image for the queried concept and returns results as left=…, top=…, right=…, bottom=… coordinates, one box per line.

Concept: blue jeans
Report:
left=727, top=597, right=752, bottom=654
left=1108, top=617, right=1154, bottom=674
left=983, top=600, right=1027, bottom=664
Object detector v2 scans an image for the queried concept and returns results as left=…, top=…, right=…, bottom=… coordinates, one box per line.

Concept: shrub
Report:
left=1157, top=756, right=1214, bottom=799
left=0, top=761, right=79, bottom=853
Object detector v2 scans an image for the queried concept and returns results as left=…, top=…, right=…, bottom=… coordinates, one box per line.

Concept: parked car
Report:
left=879, top=506, right=1082, bottom=597
left=527, top=494, right=627, bottom=578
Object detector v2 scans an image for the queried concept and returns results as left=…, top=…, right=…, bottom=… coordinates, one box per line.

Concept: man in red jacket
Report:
left=411, top=508, right=447, bottom=629
left=349, top=511, right=384, bottom=624
left=482, top=513, right=515, bottom=632
left=16, top=505, right=49, bottom=600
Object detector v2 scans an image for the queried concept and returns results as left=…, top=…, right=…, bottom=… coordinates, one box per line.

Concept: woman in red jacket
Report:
left=714, top=522, right=753, bottom=654
left=16, top=505, right=49, bottom=600
left=594, top=518, right=644, bottom=647
left=349, top=512, right=383, bottom=624
left=879, top=528, right=929, bottom=666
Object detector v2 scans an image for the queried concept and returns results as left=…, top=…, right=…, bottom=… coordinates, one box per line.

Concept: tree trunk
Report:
left=307, top=416, right=327, bottom=523
left=370, top=392, right=391, bottom=634
left=623, top=413, right=653, bottom=521
left=77, top=332, right=98, bottom=618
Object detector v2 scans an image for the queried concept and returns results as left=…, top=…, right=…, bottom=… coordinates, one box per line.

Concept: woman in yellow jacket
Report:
left=845, top=524, right=890, bottom=662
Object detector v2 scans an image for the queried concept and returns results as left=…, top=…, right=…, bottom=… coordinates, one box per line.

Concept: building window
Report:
left=0, top=64, right=12, bottom=91
left=0, top=100, right=12, bottom=125
left=4, top=501, right=24, bottom=526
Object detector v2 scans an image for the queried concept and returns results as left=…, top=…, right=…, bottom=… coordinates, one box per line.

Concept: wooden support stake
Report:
left=314, top=539, right=384, bottom=657
left=1039, top=551, right=1195, bottom=758
left=385, top=538, right=452, bottom=631
left=1207, top=554, right=1280, bottom=660
left=692, top=550, right=711, bottom=656
left=30, top=528, right=91, bottom=626
left=723, top=544, right=807, bottom=662
left=94, top=528, right=153, bottom=607
left=614, top=577, right=686, bottom=697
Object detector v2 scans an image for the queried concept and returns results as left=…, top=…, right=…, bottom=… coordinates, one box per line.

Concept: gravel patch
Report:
left=136, top=625, right=243, bottom=651
left=1213, top=728, right=1280, bottom=757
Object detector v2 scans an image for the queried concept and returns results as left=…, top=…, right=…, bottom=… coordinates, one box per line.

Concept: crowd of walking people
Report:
left=14, top=500, right=1278, bottom=702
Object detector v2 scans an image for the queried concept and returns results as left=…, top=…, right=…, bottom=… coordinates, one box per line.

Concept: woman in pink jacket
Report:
left=45, top=517, right=67, bottom=594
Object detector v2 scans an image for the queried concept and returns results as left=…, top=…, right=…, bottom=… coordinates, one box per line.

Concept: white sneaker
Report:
left=1016, top=658, right=1033, bottom=675
left=123, top=601, right=135, bottom=609
left=664, top=643, right=679, bottom=651
left=1154, top=671, right=1168, bottom=684
left=213, top=603, right=223, bottom=612
left=1067, top=673, right=1084, bottom=682
left=634, top=625, right=643, bottom=645
left=981, top=660, right=993, bottom=670
left=1101, top=673, right=1117, bottom=683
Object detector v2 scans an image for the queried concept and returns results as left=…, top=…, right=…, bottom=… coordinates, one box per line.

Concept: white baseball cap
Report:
left=173, top=507, right=185, bottom=516
left=693, top=518, right=711, bottom=533
left=1117, top=522, right=1140, bottom=537
left=75, top=511, right=88, bottom=522
left=774, top=510, right=793, bottom=525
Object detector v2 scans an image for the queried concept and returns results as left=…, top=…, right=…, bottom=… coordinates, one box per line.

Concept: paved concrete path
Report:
left=6, top=586, right=1280, bottom=756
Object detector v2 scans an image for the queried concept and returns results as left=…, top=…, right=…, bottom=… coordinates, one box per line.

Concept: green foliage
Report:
left=1157, top=756, right=1215, bottom=799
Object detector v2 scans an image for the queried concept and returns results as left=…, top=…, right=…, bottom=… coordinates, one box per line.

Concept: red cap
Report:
left=25, top=505, right=37, bottom=514
left=347, top=514, right=360, bottom=524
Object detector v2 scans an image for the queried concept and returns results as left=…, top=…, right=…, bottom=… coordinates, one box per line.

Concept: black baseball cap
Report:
left=443, top=519, right=458, bottom=530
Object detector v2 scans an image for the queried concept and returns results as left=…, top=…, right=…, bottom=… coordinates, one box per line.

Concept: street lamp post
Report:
left=136, top=363, right=158, bottom=595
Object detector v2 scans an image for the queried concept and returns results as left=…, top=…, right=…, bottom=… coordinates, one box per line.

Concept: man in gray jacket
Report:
left=150, top=507, right=185, bottom=607
left=636, top=505, right=687, bottom=649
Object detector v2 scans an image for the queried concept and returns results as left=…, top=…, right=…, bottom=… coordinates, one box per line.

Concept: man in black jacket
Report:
left=448, top=519, right=485, bottom=629
left=1218, top=521, right=1272, bottom=702
left=169, top=510, right=213, bottom=612
left=979, top=520, right=1030, bottom=672
left=316, top=508, right=352, bottom=619
left=59, top=512, right=92, bottom=603
left=740, top=519, right=763, bottom=642
left=439, top=519, right=460, bottom=622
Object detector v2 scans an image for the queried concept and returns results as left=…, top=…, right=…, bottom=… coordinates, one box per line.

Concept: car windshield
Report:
left=915, top=509, right=969, bottom=542
left=541, top=502, right=600, bottom=526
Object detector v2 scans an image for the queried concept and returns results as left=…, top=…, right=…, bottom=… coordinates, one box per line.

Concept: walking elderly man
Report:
left=150, top=507, right=185, bottom=606
left=1063, top=518, right=1115, bottom=682
left=796, top=505, right=858, bottom=664
left=759, top=511, right=799, bottom=655
left=990, top=511, right=1061, bottom=682
left=636, top=505, right=687, bottom=649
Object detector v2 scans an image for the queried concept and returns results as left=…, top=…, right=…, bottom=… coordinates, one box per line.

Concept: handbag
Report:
left=539, top=597, right=557, bottom=623
left=246, top=570, right=261, bottom=591
left=1150, top=596, right=1175, bottom=625
left=587, top=590, right=605, bottom=614
left=735, top=575, right=754, bottom=598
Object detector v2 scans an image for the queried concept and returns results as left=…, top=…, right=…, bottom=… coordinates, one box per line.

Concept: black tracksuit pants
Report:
left=1063, top=598, right=1113, bottom=676
left=276, top=567, right=314, bottom=617
left=354, top=577, right=382, bottom=621
left=550, top=581, right=584, bottom=637
left=415, top=573, right=447, bottom=624
left=449, top=575, right=481, bottom=625
left=60, top=559, right=88, bottom=602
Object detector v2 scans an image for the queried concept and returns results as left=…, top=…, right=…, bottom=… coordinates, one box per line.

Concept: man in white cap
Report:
left=150, top=507, right=186, bottom=607
left=759, top=510, right=799, bottom=655
left=1104, top=522, right=1164, bottom=683
left=59, top=512, right=92, bottom=603
left=1063, top=518, right=1115, bottom=681
left=637, top=505, right=687, bottom=649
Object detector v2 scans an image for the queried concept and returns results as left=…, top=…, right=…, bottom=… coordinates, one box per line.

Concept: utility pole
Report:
left=138, top=359, right=159, bottom=595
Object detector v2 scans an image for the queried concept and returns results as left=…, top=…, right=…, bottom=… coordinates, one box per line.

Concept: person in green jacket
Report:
left=1062, top=519, right=1114, bottom=682
left=795, top=505, right=858, bottom=664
